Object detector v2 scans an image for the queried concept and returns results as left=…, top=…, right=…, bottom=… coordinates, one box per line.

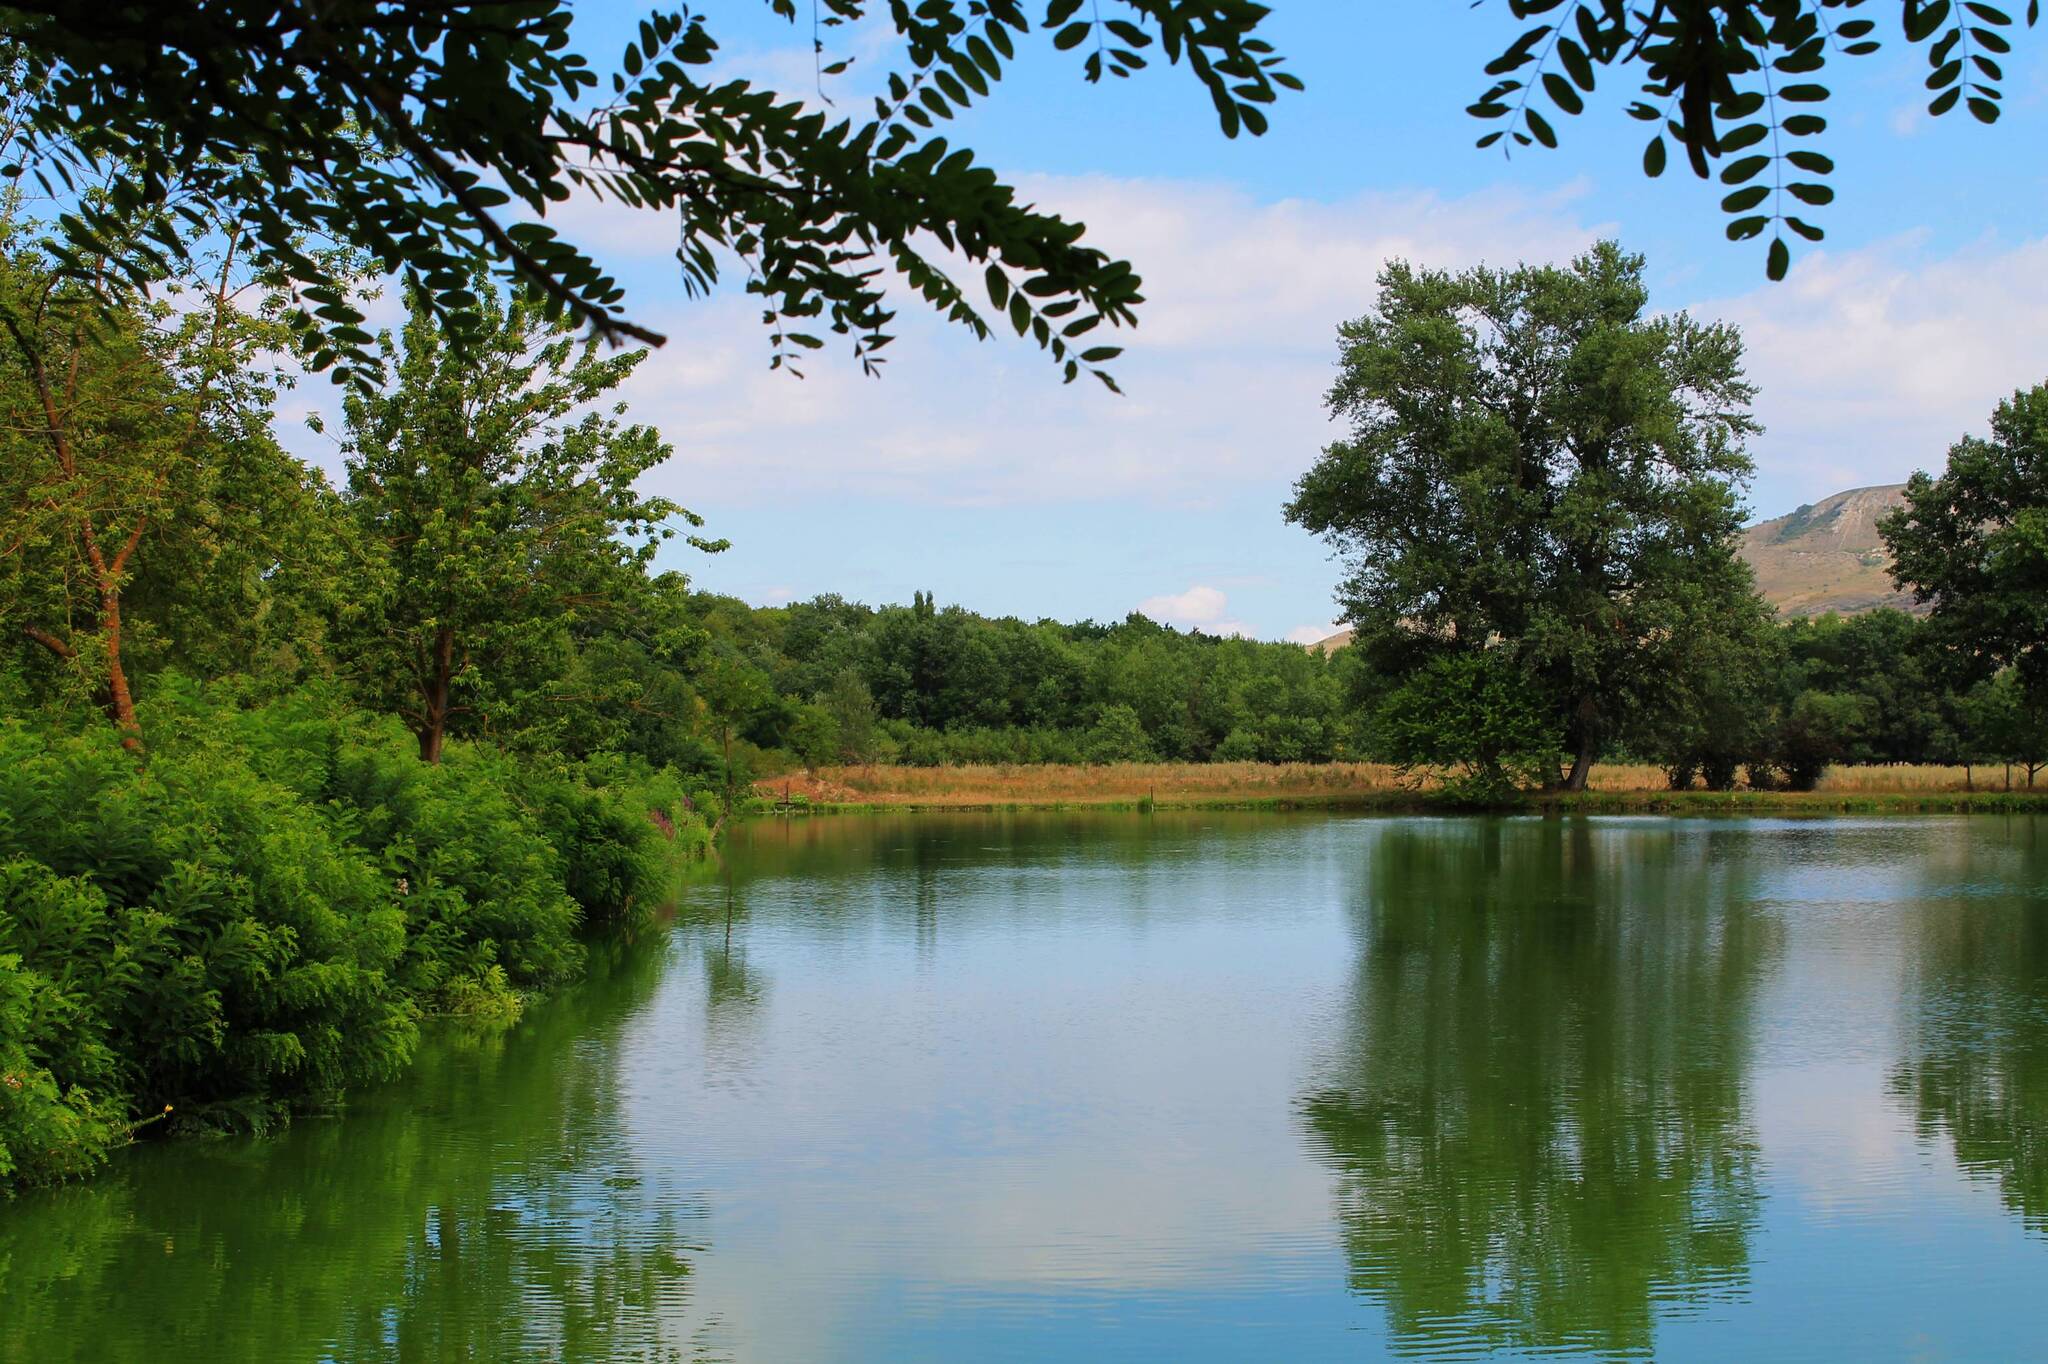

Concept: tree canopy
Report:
left=1285, top=241, right=1761, bottom=791
left=1882, top=381, right=2048, bottom=735
left=0, top=0, right=1294, bottom=386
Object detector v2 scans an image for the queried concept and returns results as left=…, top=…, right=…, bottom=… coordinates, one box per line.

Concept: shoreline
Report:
left=748, top=767, right=2048, bottom=818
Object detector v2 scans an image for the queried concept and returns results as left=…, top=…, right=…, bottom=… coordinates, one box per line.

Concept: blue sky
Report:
left=289, top=2, right=2048, bottom=642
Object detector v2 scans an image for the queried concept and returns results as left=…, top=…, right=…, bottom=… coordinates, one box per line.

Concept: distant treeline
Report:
left=677, top=592, right=2046, bottom=790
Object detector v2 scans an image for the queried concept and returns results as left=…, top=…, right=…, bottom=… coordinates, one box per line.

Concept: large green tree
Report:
left=1285, top=242, right=1761, bottom=790
left=0, top=1, right=1294, bottom=386
left=1881, top=382, right=2048, bottom=716
left=335, top=281, right=714, bottom=762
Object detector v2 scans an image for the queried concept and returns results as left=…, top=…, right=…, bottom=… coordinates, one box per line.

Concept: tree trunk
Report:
left=1965, top=762, right=1974, bottom=792
left=99, top=585, right=141, bottom=752
left=418, top=626, right=455, bottom=764
left=1562, top=694, right=1598, bottom=792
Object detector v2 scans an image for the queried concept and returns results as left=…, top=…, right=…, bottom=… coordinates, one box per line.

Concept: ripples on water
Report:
left=2, top=813, right=2046, bottom=1362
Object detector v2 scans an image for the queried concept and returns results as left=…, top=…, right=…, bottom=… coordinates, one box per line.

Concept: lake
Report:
left=4, top=812, right=2046, bottom=1361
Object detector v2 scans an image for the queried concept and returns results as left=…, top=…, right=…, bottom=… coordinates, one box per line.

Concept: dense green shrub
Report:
left=0, top=942, right=122, bottom=1186
left=0, top=685, right=717, bottom=1191
left=0, top=715, right=416, bottom=1152
left=1376, top=652, right=1557, bottom=800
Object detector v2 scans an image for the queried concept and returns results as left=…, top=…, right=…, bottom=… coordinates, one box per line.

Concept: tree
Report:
left=1374, top=651, right=1557, bottom=799
left=1882, top=383, right=2048, bottom=732
left=1083, top=703, right=1158, bottom=764
left=335, top=281, right=710, bottom=762
left=0, top=208, right=297, bottom=748
left=1769, top=689, right=1871, bottom=791
left=3, top=1, right=1295, bottom=388
left=1464, top=0, right=2039, bottom=279
left=1286, top=242, right=1760, bottom=790
left=819, top=668, right=883, bottom=765
left=1964, top=670, right=2048, bottom=789
left=1626, top=590, right=1781, bottom=790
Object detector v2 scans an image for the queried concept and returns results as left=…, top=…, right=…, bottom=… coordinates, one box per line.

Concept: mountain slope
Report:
left=1738, top=484, right=1915, bottom=617
left=1309, top=484, right=1918, bottom=649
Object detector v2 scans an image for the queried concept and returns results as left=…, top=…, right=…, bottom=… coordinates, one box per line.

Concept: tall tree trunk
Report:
left=419, top=626, right=455, bottom=763
left=99, top=583, right=141, bottom=751
left=1562, top=693, right=1599, bottom=792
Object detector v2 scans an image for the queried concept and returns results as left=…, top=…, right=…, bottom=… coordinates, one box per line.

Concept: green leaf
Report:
left=1643, top=136, right=1667, bottom=177
left=1524, top=108, right=1558, bottom=148
left=1767, top=236, right=1790, bottom=280
left=1053, top=22, right=1092, bottom=50
left=1557, top=37, right=1595, bottom=90
left=1543, top=73, right=1584, bottom=115
left=1719, top=155, right=1771, bottom=185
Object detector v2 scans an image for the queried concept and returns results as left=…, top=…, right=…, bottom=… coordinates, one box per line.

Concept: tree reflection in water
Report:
left=0, top=938, right=705, bottom=1363
left=1298, top=819, right=1777, bottom=1358
left=1891, top=822, right=2048, bottom=1235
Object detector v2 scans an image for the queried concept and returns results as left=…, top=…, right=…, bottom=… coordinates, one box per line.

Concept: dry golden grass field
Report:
left=754, top=761, right=2025, bottom=810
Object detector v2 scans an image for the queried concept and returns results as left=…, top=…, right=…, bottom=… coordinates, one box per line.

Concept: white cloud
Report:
left=1139, top=583, right=1229, bottom=624
left=1703, top=232, right=2048, bottom=510
left=612, top=177, right=1607, bottom=511
left=1285, top=623, right=1341, bottom=645
left=595, top=171, right=2047, bottom=521
left=1133, top=584, right=1262, bottom=637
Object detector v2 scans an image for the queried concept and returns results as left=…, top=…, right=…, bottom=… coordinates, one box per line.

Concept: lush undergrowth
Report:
left=0, top=686, right=717, bottom=1191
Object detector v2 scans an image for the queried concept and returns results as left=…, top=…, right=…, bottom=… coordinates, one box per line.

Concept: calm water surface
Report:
left=5, top=813, right=2048, bottom=1361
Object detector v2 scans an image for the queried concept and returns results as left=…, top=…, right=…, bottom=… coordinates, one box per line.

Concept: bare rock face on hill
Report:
left=1738, top=484, right=1917, bottom=618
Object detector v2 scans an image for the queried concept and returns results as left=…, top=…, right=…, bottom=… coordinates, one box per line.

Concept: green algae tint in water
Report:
left=5, top=813, right=2048, bottom=1362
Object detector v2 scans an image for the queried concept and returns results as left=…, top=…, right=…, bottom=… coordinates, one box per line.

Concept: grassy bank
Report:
left=753, top=762, right=2048, bottom=815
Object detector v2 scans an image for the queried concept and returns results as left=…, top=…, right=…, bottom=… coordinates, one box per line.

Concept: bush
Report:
left=1083, top=704, right=1157, bottom=764
left=1, top=944, right=123, bottom=1187
left=1771, top=690, right=1871, bottom=791
left=1214, top=727, right=1261, bottom=762
left=1377, top=652, right=1556, bottom=800
left=0, top=714, right=416, bottom=1155
left=0, top=683, right=719, bottom=1191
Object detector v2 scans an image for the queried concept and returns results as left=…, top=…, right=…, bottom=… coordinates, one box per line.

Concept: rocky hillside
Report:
left=1737, top=484, right=1916, bottom=617
left=1310, top=483, right=1918, bottom=650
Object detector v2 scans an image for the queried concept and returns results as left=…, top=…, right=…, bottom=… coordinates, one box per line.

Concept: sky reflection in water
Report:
left=3, top=812, right=2046, bottom=1362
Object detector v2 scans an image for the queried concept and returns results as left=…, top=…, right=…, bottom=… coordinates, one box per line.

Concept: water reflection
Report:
left=0, top=941, right=700, bottom=1363
left=1299, top=821, right=1776, bottom=1358
left=1891, top=820, right=2048, bottom=1234
left=12, top=813, right=2048, bottom=1362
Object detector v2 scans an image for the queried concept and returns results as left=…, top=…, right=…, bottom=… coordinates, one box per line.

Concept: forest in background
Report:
left=681, top=592, right=2046, bottom=792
